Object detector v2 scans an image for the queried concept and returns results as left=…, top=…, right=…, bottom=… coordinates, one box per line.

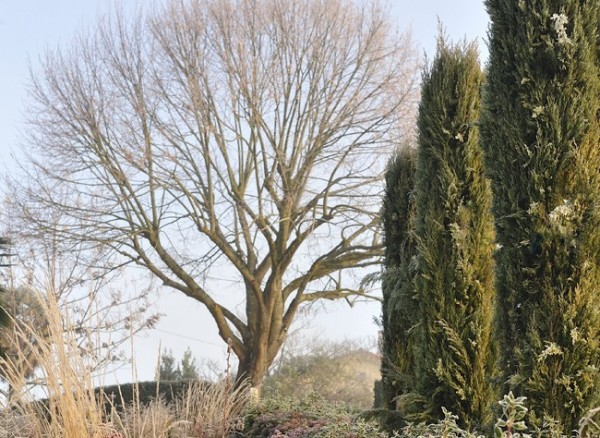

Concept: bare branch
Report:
left=9, top=0, right=418, bottom=388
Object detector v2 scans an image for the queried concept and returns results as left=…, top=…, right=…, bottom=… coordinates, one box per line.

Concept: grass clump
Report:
left=0, top=290, right=251, bottom=437
left=3, top=290, right=600, bottom=437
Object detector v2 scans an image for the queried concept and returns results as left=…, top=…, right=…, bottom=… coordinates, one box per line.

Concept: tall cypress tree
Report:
left=412, top=39, right=495, bottom=428
left=381, top=148, right=417, bottom=409
left=481, top=0, right=600, bottom=430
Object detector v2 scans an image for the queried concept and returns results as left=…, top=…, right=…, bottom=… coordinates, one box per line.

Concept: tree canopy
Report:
left=10, top=0, right=418, bottom=390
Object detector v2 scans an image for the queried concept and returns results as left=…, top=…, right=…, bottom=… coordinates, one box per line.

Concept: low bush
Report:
left=359, top=408, right=407, bottom=434
left=98, top=380, right=196, bottom=413
left=244, top=392, right=392, bottom=438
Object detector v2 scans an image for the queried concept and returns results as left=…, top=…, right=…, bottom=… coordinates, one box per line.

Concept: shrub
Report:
left=98, top=380, right=196, bottom=413
left=244, top=392, right=392, bottom=438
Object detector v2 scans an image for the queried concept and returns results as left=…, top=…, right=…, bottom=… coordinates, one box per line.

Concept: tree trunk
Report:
left=235, top=352, right=270, bottom=400
left=234, top=307, right=287, bottom=401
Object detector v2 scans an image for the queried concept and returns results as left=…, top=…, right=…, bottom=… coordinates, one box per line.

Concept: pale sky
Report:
left=0, top=1, right=489, bottom=384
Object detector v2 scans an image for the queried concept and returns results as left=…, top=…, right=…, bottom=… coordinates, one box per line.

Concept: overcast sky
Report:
left=0, top=1, right=489, bottom=384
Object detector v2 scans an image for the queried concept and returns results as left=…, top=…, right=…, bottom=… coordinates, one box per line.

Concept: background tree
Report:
left=0, top=237, right=11, bottom=358
left=410, top=38, right=495, bottom=428
left=157, top=348, right=200, bottom=381
left=180, top=348, right=199, bottom=381
left=481, top=0, right=600, bottom=430
left=158, top=349, right=180, bottom=382
left=380, top=147, right=417, bottom=409
left=264, top=338, right=379, bottom=411
left=10, top=0, right=418, bottom=394
left=0, top=238, right=11, bottom=269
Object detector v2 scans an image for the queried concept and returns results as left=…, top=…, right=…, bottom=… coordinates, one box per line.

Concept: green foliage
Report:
left=157, top=347, right=199, bottom=382
left=400, top=408, right=484, bottom=438
left=578, top=407, right=600, bottom=437
left=0, top=237, right=12, bottom=356
left=373, top=379, right=384, bottom=409
left=33, top=380, right=196, bottom=419
left=360, top=409, right=407, bottom=435
left=410, top=37, right=496, bottom=428
left=494, top=392, right=530, bottom=438
left=492, top=392, right=572, bottom=437
left=380, top=148, right=418, bottom=408
left=179, top=347, right=199, bottom=380
left=316, top=418, right=393, bottom=438
left=244, top=392, right=393, bottom=437
left=481, top=0, right=600, bottom=430
left=377, top=392, right=588, bottom=437
left=158, top=348, right=180, bottom=381
left=0, top=286, right=50, bottom=384
left=98, top=380, right=195, bottom=413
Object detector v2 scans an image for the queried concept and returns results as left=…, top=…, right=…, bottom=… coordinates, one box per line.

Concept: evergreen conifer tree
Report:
left=158, top=349, right=182, bottom=381
left=481, top=0, right=600, bottom=430
left=412, top=39, right=495, bottom=428
left=380, top=148, right=417, bottom=409
left=158, top=347, right=200, bottom=382
left=180, top=347, right=199, bottom=381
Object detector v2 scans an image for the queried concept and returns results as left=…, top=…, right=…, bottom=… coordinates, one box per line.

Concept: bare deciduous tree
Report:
left=10, top=0, right=418, bottom=392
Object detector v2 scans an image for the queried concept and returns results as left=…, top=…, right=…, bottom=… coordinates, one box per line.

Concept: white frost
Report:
left=551, top=13, right=572, bottom=46
left=549, top=199, right=575, bottom=224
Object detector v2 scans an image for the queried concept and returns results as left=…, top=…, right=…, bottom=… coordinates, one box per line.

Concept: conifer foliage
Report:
left=411, top=39, right=495, bottom=427
left=380, top=148, right=417, bottom=409
left=481, top=0, right=600, bottom=430
left=158, top=348, right=200, bottom=382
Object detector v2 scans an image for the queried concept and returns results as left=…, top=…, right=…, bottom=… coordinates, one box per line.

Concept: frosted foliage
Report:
left=551, top=13, right=572, bottom=45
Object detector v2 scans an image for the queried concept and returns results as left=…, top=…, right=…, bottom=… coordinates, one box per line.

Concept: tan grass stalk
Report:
left=0, top=288, right=107, bottom=436
left=0, top=289, right=251, bottom=438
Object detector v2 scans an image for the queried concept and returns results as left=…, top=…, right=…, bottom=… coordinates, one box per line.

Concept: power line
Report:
left=153, top=328, right=225, bottom=348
